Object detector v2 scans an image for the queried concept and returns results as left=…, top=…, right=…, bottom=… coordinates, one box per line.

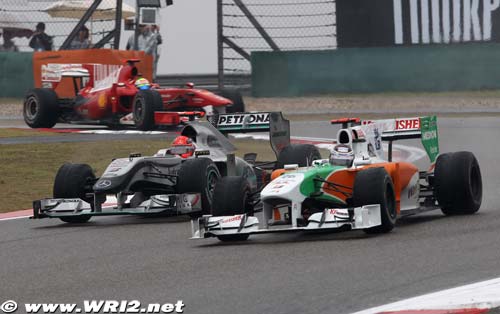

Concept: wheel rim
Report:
left=205, top=168, right=219, bottom=204
left=134, top=97, right=145, bottom=122
left=25, top=96, right=39, bottom=121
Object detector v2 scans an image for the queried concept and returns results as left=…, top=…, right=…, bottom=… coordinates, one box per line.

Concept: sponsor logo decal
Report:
left=217, top=113, right=270, bottom=126
left=422, top=130, right=437, bottom=140
left=396, top=118, right=420, bottom=130
left=222, top=215, right=243, bottom=224
left=407, top=183, right=419, bottom=199
left=393, top=0, right=500, bottom=45
left=327, top=208, right=350, bottom=217
left=98, top=93, right=107, bottom=109
left=96, top=180, right=112, bottom=188
left=61, top=199, right=81, bottom=203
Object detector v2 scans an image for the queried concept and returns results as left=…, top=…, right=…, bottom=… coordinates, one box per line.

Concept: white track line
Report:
left=78, top=130, right=167, bottom=135
left=0, top=197, right=121, bottom=222
left=0, top=215, right=32, bottom=222
left=352, top=277, right=500, bottom=314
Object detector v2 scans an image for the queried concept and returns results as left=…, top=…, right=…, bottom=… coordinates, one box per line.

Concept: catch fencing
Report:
left=218, top=0, right=337, bottom=88
left=1, top=0, right=118, bottom=51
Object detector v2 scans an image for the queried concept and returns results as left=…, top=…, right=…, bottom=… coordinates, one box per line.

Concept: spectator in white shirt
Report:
left=126, top=24, right=162, bottom=80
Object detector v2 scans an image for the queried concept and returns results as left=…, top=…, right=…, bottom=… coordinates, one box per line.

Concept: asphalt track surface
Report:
left=1, top=117, right=499, bottom=314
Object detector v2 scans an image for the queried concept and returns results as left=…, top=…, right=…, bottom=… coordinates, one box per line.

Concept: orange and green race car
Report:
left=191, top=116, right=483, bottom=242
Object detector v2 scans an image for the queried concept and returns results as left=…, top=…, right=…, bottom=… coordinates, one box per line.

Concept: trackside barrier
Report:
left=251, top=43, right=500, bottom=97
left=0, top=52, right=34, bottom=98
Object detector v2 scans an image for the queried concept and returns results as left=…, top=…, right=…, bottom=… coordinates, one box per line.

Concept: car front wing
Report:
left=191, top=205, right=381, bottom=239
left=33, top=193, right=202, bottom=219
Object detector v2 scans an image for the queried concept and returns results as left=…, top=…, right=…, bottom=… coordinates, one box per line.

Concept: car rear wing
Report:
left=361, top=117, right=422, bottom=140
left=208, top=112, right=291, bottom=158
left=332, top=116, right=439, bottom=163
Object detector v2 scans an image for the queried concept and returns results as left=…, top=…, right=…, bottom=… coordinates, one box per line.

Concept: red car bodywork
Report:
left=42, top=60, right=232, bottom=126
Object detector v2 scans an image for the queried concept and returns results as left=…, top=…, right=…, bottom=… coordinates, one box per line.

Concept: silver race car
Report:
left=32, top=112, right=321, bottom=223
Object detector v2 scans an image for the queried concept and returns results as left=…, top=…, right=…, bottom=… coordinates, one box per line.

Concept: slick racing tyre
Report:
left=212, top=176, right=253, bottom=216
left=434, top=151, right=482, bottom=215
left=276, top=144, right=321, bottom=169
left=133, top=89, right=163, bottom=131
left=220, top=89, right=245, bottom=113
left=177, top=158, right=221, bottom=216
left=212, top=176, right=253, bottom=242
left=353, top=167, right=397, bottom=234
left=23, top=88, right=59, bottom=128
left=53, top=163, right=95, bottom=223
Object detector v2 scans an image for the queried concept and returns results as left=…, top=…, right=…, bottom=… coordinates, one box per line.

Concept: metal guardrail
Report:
left=156, top=73, right=251, bottom=94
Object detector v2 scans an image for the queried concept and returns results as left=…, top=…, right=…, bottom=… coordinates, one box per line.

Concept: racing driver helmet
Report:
left=169, top=135, right=195, bottom=158
left=329, top=144, right=354, bottom=167
left=135, top=77, right=151, bottom=90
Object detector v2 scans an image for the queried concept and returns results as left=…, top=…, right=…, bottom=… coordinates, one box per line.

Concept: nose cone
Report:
left=93, top=178, right=118, bottom=192
left=199, top=90, right=233, bottom=106
left=261, top=172, right=305, bottom=201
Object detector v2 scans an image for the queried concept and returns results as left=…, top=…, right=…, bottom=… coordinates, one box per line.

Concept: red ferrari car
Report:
left=23, top=60, right=245, bottom=130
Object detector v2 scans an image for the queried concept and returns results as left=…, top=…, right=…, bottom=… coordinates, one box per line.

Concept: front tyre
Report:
left=23, top=88, right=59, bottom=128
left=434, top=151, right=482, bottom=215
left=212, top=176, right=253, bottom=216
left=177, top=158, right=221, bottom=216
left=353, top=167, right=397, bottom=234
left=133, top=89, right=163, bottom=131
left=53, top=163, right=95, bottom=223
left=212, top=176, right=253, bottom=242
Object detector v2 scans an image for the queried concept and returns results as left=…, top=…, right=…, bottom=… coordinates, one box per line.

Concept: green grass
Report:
left=0, top=128, right=62, bottom=138
left=0, top=98, right=22, bottom=105
left=0, top=137, right=277, bottom=213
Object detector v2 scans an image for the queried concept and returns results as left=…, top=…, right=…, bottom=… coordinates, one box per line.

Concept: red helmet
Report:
left=170, top=136, right=195, bottom=158
left=172, top=135, right=192, bottom=146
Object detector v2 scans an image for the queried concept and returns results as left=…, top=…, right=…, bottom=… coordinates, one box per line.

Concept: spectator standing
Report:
left=152, top=25, right=162, bottom=80
left=0, top=30, right=19, bottom=52
left=126, top=25, right=162, bottom=80
left=29, top=22, right=53, bottom=51
left=68, top=26, right=91, bottom=50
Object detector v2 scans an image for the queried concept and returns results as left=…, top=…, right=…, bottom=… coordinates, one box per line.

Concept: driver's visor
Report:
left=167, top=145, right=195, bottom=156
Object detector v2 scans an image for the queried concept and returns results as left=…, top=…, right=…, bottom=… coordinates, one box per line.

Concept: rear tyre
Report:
left=133, top=89, right=163, bottom=130
left=220, top=89, right=245, bottom=113
left=276, top=144, right=321, bottom=169
left=53, top=163, right=95, bottom=223
left=23, top=88, right=59, bottom=128
left=177, top=158, right=221, bottom=216
left=434, top=151, right=482, bottom=215
left=353, top=167, right=397, bottom=234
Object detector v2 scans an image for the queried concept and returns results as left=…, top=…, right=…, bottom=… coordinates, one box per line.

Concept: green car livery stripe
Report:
left=298, top=165, right=348, bottom=205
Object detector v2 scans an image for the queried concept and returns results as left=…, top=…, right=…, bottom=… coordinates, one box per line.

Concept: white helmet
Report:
left=329, top=144, right=354, bottom=167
